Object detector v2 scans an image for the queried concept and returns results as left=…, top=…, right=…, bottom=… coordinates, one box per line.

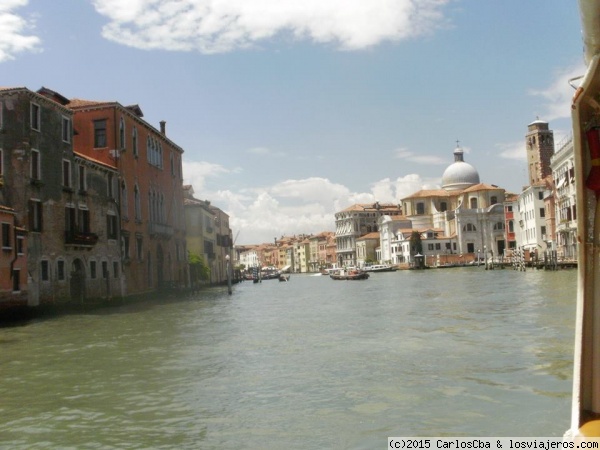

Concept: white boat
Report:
left=362, top=264, right=397, bottom=273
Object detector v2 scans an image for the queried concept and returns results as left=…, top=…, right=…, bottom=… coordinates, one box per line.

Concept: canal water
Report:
left=0, top=268, right=576, bottom=449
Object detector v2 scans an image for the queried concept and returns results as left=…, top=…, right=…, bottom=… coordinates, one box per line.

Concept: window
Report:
left=29, top=199, right=43, bottom=232
left=506, top=205, right=513, bottom=212
left=78, top=208, right=90, bottom=233
left=12, top=269, right=20, bottom=292
left=540, top=207, right=545, bottom=218
left=78, top=165, right=86, bottom=192
left=0, top=148, right=3, bottom=176
left=121, top=181, right=128, bottom=220
left=122, top=234, right=130, bottom=259
left=62, top=116, right=71, bottom=143
left=490, top=196, right=497, bottom=205
left=119, top=117, right=125, bottom=150
left=541, top=226, right=547, bottom=237
left=428, top=244, right=434, bottom=250
left=31, top=150, right=40, bottom=180
left=470, top=198, right=478, bottom=208
left=16, top=235, right=24, bottom=255
left=65, top=206, right=76, bottom=232
left=1, top=222, right=10, bottom=249
left=463, top=223, right=476, bottom=232
left=416, top=203, right=425, bottom=215
left=467, top=243, right=475, bottom=253
left=90, top=260, right=97, bottom=279
left=30, top=102, right=40, bottom=131
left=538, top=191, right=544, bottom=200
left=62, top=160, right=72, bottom=188
left=132, top=127, right=138, bottom=157
left=41, top=260, right=49, bottom=281
left=136, top=235, right=143, bottom=261
left=94, top=119, right=107, bottom=148
left=107, top=213, right=118, bottom=240
left=439, top=202, right=447, bottom=212
left=435, top=243, right=441, bottom=250
left=57, top=260, right=65, bottom=281
left=134, top=185, right=141, bottom=221
left=102, top=261, right=108, bottom=279
left=113, top=261, right=119, bottom=278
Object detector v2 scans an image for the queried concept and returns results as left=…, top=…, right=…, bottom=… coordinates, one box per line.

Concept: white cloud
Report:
left=184, top=161, right=436, bottom=244
left=529, top=62, right=587, bottom=121
left=394, top=147, right=447, bottom=165
left=91, top=0, right=451, bottom=54
left=497, top=141, right=525, bottom=161
left=247, top=146, right=286, bottom=157
left=182, top=160, right=236, bottom=192
left=0, top=0, right=41, bottom=62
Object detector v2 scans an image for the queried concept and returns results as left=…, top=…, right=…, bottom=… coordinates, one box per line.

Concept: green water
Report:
left=0, top=269, right=576, bottom=449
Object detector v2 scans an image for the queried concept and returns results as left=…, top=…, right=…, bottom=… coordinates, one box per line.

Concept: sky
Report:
left=0, top=0, right=587, bottom=245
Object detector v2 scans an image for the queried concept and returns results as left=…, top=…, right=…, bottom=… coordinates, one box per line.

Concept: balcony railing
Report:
left=148, top=222, right=174, bottom=238
left=65, top=230, right=99, bottom=246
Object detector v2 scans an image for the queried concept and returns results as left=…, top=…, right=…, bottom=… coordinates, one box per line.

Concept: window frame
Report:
left=62, top=116, right=72, bottom=143
left=30, top=102, right=41, bottom=131
left=30, top=149, right=41, bottom=181
left=1, top=222, right=11, bottom=249
left=93, top=119, right=107, bottom=148
left=62, top=159, right=72, bottom=188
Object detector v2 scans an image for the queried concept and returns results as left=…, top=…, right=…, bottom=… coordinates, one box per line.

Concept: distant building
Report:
left=401, top=145, right=508, bottom=263
left=334, top=202, right=403, bottom=267
left=526, top=119, right=554, bottom=186
left=550, top=134, right=576, bottom=260
left=183, top=186, right=232, bottom=284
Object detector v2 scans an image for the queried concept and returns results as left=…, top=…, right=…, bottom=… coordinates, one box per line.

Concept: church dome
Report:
left=441, top=145, right=480, bottom=191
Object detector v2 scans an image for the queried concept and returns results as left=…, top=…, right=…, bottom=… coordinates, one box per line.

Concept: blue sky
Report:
left=1, top=0, right=586, bottom=244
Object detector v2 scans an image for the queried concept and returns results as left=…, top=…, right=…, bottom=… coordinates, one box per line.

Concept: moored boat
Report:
left=363, top=264, right=397, bottom=272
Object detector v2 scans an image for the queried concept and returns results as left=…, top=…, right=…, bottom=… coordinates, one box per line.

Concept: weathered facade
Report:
left=63, top=96, right=188, bottom=294
left=1, top=87, right=121, bottom=307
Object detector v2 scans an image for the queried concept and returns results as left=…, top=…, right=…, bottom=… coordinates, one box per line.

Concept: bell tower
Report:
left=525, top=118, right=554, bottom=185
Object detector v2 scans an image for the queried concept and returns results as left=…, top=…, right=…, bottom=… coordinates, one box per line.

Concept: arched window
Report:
left=462, top=223, right=477, bottom=232
left=132, top=127, right=138, bottom=157
left=493, top=222, right=505, bottom=230
left=508, top=220, right=514, bottom=233
left=134, top=184, right=141, bottom=221
left=121, top=180, right=128, bottom=220
left=119, top=117, right=125, bottom=150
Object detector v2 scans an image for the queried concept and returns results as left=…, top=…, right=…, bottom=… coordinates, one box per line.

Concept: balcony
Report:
left=65, top=230, right=99, bottom=247
left=148, top=222, right=174, bottom=238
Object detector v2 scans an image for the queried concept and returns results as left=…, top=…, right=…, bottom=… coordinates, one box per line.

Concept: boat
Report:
left=329, top=268, right=369, bottom=280
left=567, top=0, right=600, bottom=439
left=363, top=264, right=397, bottom=272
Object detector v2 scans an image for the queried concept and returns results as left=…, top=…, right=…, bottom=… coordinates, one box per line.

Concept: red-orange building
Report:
left=63, top=97, right=188, bottom=294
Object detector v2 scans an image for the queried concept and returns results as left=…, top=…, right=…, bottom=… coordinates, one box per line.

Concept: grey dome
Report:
left=441, top=145, right=480, bottom=191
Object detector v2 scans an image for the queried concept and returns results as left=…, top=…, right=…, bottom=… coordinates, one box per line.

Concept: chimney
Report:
left=160, top=120, right=166, bottom=135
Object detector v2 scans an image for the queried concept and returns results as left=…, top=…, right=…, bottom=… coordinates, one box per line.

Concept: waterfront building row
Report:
left=235, top=232, right=336, bottom=273
left=332, top=119, right=576, bottom=268
left=0, top=86, right=232, bottom=311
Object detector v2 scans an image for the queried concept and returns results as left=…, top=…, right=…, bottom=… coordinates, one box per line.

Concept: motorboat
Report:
left=362, top=264, right=397, bottom=272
